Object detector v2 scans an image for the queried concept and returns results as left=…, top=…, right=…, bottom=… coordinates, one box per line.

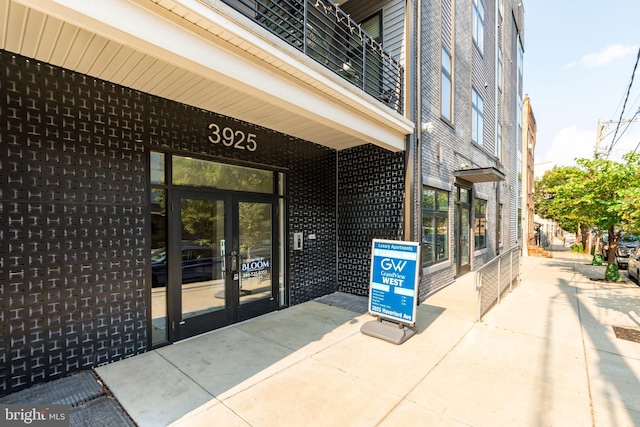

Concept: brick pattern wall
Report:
left=0, top=50, right=338, bottom=395
left=0, top=51, right=148, bottom=394
left=417, top=0, right=522, bottom=297
left=337, top=144, right=405, bottom=296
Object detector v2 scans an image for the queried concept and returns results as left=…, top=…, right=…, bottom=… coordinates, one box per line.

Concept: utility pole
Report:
left=594, top=118, right=637, bottom=159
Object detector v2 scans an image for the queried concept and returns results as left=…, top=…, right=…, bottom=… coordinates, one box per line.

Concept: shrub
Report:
left=605, top=262, right=621, bottom=282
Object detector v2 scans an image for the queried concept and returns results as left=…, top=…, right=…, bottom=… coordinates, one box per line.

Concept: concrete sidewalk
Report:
left=93, top=248, right=640, bottom=426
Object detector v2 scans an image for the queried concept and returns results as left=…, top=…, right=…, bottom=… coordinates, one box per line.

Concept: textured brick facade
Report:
left=418, top=0, right=524, bottom=296
left=0, top=50, right=354, bottom=395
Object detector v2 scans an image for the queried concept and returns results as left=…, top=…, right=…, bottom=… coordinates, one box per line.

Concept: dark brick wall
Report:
left=337, top=144, right=405, bottom=295
left=0, top=50, right=338, bottom=395
left=0, top=51, right=148, bottom=394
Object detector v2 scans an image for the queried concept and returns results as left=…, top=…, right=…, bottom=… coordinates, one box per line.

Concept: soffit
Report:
left=3, top=0, right=414, bottom=152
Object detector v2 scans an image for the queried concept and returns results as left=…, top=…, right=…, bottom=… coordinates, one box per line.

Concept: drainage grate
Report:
left=612, top=326, right=640, bottom=343
left=0, top=372, right=136, bottom=426
left=315, top=292, right=369, bottom=314
left=69, top=395, right=136, bottom=427
left=0, top=372, right=103, bottom=406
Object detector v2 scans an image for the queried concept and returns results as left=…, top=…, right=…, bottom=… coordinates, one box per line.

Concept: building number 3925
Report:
left=208, top=123, right=257, bottom=151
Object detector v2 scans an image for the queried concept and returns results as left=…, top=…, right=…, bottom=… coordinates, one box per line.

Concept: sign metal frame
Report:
left=367, top=239, right=420, bottom=326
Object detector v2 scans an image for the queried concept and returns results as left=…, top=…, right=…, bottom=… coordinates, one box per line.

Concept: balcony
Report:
left=218, top=0, right=404, bottom=113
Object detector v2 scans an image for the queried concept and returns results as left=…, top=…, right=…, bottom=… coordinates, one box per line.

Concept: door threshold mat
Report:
left=612, top=326, right=640, bottom=343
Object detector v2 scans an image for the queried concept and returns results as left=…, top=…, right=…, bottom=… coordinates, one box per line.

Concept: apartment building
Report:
left=417, top=0, right=525, bottom=296
left=0, top=0, right=524, bottom=395
left=522, top=94, right=537, bottom=251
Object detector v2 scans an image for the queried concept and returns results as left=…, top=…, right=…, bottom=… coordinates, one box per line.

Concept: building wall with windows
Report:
left=0, top=0, right=527, bottom=396
left=418, top=0, right=525, bottom=298
left=522, top=94, right=537, bottom=248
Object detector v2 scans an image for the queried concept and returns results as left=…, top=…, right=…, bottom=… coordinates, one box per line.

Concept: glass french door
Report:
left=454, top=186, right=471, bottom=277
left=171, top=191, right=278, bottom=340
left=149, top=152, right=285, bottom=346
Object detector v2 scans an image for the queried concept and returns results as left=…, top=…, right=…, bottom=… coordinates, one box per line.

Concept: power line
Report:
left=630, top=105, right=640, bottom=157
left=609, top=47, right=640, bottom=154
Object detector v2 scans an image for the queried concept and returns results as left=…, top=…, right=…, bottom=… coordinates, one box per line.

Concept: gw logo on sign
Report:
left=380, top=258, right=407, bottom=272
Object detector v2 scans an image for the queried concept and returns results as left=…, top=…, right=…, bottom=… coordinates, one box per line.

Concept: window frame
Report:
left=497, top=45, right=503, bottom=92
left=422, top=187, right=450, bottom=267
left=498, top=203, right=503, bottom=247
left=472, top=0, right=485, bottom=54
left=474, top=199, right=487, bottom=250
left=472, top=87, right=484, bottom=146
left=441, top=46, right=453, bottom=123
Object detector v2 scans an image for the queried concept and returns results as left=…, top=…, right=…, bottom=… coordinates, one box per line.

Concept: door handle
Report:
left=230, top=251, right=238, bottom=272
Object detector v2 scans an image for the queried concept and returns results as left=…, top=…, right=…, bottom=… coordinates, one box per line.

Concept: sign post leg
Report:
left=360, top=317, right=416, bottom=345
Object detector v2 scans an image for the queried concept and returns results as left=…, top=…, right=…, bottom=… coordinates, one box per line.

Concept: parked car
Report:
left=151, top=246, right=223, bottom=287
left=616, top=234, right=639, bottom=269
left=600, top=235, right=609, bottom=259
left=628, top=246, right=640, bottom=283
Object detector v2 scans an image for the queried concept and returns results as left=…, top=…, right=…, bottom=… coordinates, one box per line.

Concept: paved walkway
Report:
left=3, top=245, right=639, bottom=426
left=92, top=246, right=640, bottom=426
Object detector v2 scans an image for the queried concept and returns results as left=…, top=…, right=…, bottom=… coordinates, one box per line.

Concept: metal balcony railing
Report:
left=218, top=0, right=404, bottom=113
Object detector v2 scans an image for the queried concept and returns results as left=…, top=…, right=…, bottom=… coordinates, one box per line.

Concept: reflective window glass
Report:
left=172, top=156, right=274, bottom=194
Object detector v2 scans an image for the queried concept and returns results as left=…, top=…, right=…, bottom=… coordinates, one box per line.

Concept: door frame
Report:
left=169, top=188, right=281, bottom=341
left=454, top=185, right=472, bottom=277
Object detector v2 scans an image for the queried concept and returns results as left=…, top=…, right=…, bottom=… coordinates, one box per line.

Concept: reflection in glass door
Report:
left=460, top=207, right=470, bottom=267
left=149, top=152, right=283, bottom=345
left=455, top=186, right=472, bottom=277
left=238, top=202, right=273, bottom=307
left=179, top=198, right=226, bottom=321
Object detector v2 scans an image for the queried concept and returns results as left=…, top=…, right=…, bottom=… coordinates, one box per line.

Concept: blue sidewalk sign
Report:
left=368, top=239, right=420, bottom=326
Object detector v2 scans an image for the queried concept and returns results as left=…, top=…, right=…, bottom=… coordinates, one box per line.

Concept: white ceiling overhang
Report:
left=3, top=0, right=414, bottom=152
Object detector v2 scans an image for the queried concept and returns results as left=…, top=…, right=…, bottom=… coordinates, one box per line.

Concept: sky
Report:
left=523, top=1, right=640, bottom=177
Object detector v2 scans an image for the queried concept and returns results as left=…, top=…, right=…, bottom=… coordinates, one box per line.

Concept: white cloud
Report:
left=535, top=126, right=595, bottom=177
left=535, top=124, right=640, bottom=178
left=565, top=44, right=639, bottom=69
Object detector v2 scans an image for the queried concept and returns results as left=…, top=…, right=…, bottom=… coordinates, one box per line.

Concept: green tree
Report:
left=534, top=154, right=640, bottom=263
left=616, top=153, right=640, bottom=234
left=534, top=166, right=584, bottom=234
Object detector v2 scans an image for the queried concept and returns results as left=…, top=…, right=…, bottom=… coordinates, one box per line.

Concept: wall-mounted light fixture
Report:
left=421, top=121, right=434, bottom=133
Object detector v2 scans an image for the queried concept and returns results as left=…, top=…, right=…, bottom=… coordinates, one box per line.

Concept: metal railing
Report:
left=475, top=245, right=521, bottom=321
left=217, top=0, right=404, bottom=113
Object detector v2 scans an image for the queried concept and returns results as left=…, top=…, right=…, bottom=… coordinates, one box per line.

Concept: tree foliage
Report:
left=534, top=153, right=640, bottom=262
left=534, top=166, right=583, bottom=233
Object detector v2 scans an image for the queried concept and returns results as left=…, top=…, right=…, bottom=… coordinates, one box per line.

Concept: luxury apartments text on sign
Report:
left=368, top=239, right=419, bottom=325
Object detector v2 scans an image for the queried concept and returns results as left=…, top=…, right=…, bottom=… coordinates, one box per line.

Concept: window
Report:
left=441, top=47, right=453, bottom=122
left=472, top=87, right=484, bottom=146
left=361, top=13, right=382, bottom=42
left=518, top=208, right=522, bottom=241
left=474, top=199, right=487, bottom=250
left=360, top=12, right=383, bottom=100
left=496, top=121, right=502, bottom=161
left=422, top=187, right=449, bottom=266
left=472, top=0, right=484, bottom=54
left=518, top=38, right=524, bottom=81
left=498, top=203, right=503, bottom=246
left=497, top=46, right=503, bottom=92
left=441, top=0, right=453, bottom=122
